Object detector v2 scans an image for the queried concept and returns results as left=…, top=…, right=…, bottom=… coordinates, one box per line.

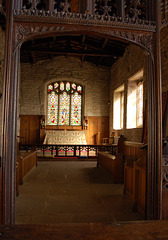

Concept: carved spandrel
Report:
left=15, top=22, right=154, bottom=54
left=15, top=24, right=65, bottom=43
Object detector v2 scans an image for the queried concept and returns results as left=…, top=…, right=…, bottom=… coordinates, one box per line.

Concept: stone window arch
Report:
left=47, top=81, right=83, bottom=126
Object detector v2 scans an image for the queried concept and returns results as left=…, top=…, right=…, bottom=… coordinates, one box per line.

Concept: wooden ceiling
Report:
left=20, top=34, right=129, bottom=68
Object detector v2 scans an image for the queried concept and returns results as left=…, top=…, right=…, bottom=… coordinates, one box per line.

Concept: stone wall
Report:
left=109, top=44, right=147, bottom=142
left=20, top=56, right=110, bottom=117
left=0, top=26, right=5, bottom=140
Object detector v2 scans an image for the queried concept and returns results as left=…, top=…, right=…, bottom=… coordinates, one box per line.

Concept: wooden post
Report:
left=146, top=53, right=155, bottom=220
left=155, top=0, right=162, bottom=220
left=1, top=0, right=20, bottom=224
left=48, top=0, right=54, bottom=11
left=14, top=0, right=22, bottom=10
left=86, top=0, right=94, bottom=14
left=146, top=0, right=162, bottom=220
left=121, top=0, right=125, bottom=19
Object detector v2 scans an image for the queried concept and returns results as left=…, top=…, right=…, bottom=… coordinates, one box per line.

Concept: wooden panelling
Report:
left=20, top=116, right=108, bottom=145
left=162, top=189, right=168, bottom=219
left=20, top=115, right=40, bottom=144
left=20, top=115, right=29, bottom=143
left=87, top=116, right=109, bottom=144
left=124, top=162, right=134, bottom=199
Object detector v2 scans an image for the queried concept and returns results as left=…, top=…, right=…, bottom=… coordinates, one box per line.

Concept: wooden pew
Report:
left=16, top=150, right=37, bottom=196
left=97, top=135, right=125, bottom=183
left=123, top=142, right=147, bottom=218
left=123, top=141, right=143, bottom=200
left=97, top=136, right=146, bottom=218
left=133, top=148, right=146, bottom=217
left=19, top=151, right=37, bottom=177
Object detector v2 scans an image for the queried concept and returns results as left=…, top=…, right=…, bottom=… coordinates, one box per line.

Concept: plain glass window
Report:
left=127, top=74, right=143, bottom=129
left=113, top=85, right=124, bottom=130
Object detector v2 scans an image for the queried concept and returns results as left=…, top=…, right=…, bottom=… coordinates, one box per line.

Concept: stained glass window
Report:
left=48, top=84, right=53, bottom=92
left=71, top=92, right=81, bottom=125
left=59, top=92, right=70, bottom=125
left=60, top=82, right=64, bottom=91
left=47, top=82, right=83, bottom=126
left=72, top=83, right=76, bottom=90
left=77, top=85, right=82, bottom=93
left=47, top=91, right=58, bottom=125
left=54, top=83, right=59, bottom=89
left=66, top=82, right=70, bottom=92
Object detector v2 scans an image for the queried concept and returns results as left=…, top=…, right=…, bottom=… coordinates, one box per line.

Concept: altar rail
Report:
left=19, top=144, right=117, bottom=158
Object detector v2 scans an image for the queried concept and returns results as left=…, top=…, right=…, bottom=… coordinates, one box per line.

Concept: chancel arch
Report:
left=0, top=0, right=163, bottom=225
left=17, top=32, right=159, bottom=221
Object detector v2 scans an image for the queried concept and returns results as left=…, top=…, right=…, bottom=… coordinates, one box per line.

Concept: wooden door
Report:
left=20, top=116, right=29, bottom=144
left=98, top=117, right=109, bottom=140
left=20, top=115, right=40, bottom=144
left=29, top=116, right=40, bottom=144
left=88, top=117, right=98, bottom=144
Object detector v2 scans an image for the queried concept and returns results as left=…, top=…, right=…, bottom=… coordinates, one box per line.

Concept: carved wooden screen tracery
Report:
left=94, top=0, right=148, bottom=19
left=125, top=0, right=148, bottom=20
left=22, top=0, right=80, bottom=12
left=23, top=0, right=47, bottom=10
left=94, top=0, right=118, bottom=17
left=18, top=0, right=151, bottom=21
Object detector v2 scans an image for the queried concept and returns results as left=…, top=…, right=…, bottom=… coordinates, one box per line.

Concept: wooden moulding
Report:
left=1, top=220, right=168, bottom=239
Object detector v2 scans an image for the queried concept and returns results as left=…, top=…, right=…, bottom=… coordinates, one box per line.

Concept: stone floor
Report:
left=15, top=161, right=143, bottom=224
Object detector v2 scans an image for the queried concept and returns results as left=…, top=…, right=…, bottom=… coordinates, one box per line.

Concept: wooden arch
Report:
left=1, top=1, right=162, bottom=224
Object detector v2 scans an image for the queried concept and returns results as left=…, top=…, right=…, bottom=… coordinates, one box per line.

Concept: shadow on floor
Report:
left=15, top=161, right=144, bottom=224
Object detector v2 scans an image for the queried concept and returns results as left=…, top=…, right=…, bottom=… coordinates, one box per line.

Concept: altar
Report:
left=44, top=130, right=87, bottom=145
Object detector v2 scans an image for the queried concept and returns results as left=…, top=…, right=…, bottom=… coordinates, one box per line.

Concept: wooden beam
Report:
left=82, top=35, right=86, bottom=44
left=31, top=50, right=115, bottom=58
left=81, top=45, right=87, bottom=62
left=31, top=51, right=36, bottom=64
left=102, top=38, right=109, bottom=49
